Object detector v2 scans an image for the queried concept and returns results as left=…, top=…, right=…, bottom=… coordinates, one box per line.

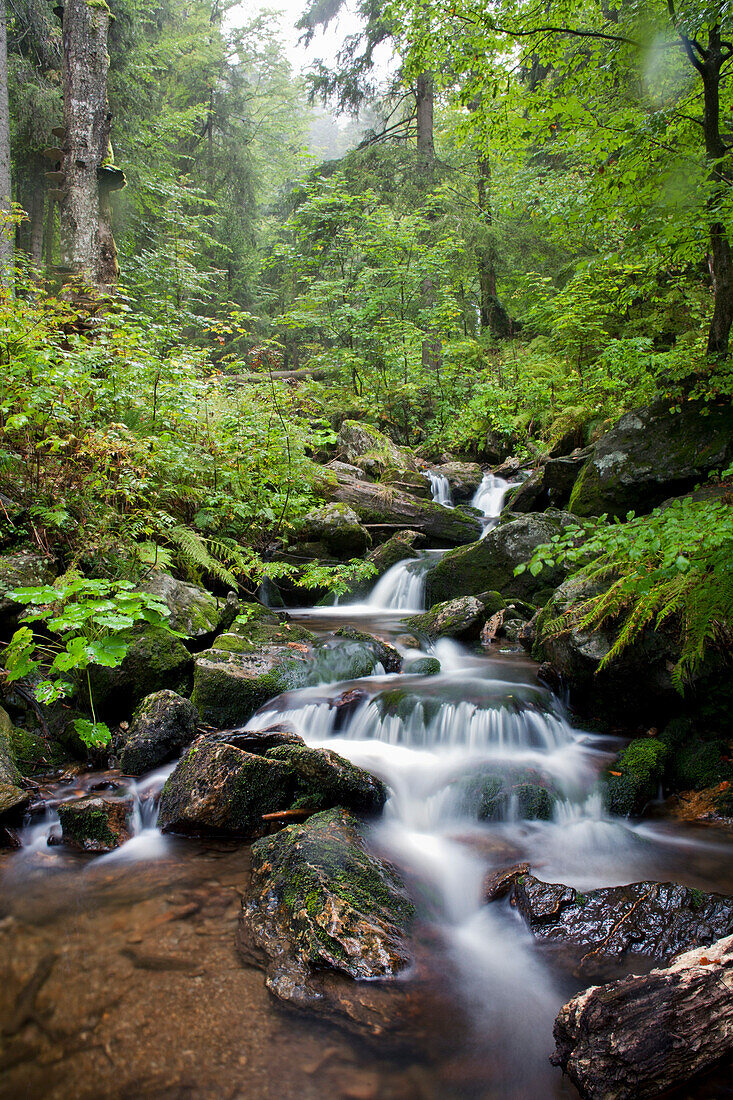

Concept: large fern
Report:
left=525, top=496, right=733, bottom=690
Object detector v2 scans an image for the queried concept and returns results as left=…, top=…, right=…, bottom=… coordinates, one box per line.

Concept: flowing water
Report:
left=3, top=508, right=733, bottom=1098
left=426, top=472, right=453, bottom=507
left=471, top=473, right=515, bottom=535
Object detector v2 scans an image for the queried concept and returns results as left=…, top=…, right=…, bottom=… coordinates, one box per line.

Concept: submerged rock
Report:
left=513, top=873, right=733, bottom=963
left=454, top=768, right=559, bottom=822
left=119, top=690, right=199, bottom=776
left=406, top=593, right=504, bottom=640
left=425, top=512, right=571, bottom=606
left=569, top=398, right=733, bottom=518
left=403, top=656, right=441, bottom=676
left=333, top=627, right=402, bottom=673
left=58, top=795, right=132, bottom=852
left=237, top=808, right=414, bottom=1037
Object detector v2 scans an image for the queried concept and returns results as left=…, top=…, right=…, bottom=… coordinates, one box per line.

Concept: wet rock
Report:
left=119, top=690, right=199, bottom=776
left=484, top=862, right=531, bottom=902
left=534, top=574, right=680, bottom=722
left=604, top=737, right=668, bottom=816
left=403, top=657, right=441, bottom=676
left=57, top=794, right=133, bottom=852
left=0, top=551, right=56, bottom=633
left=506, top=469, right=546, bottom=512
left=317, top=468, right=483, bottom=546
left=138, top=570, right=232, bottom=640
left=296, top=503, right=371, bottom=558
left=569, top=398, right=733, bottom=518
left=454, top=768, right=559, bottom=822
left=513, top=873, right=733, bottom=963
left=237, top=808, right=414, bottom=1036
left=405, top=593, right=504, bottom=641
left=337, top=420, right=417, bottom=475
left=333, top=627, right=402, bottom=673
left=0, top=706, right=29, bottom=818
left=552, top=935, right=733, bottom=1099
left=157, top=738, right=294, bottom=836
left=89, top=625, right=193, bottom=716
left=426, top=512, right=571, bottom=607
left=213, top=726, right=306, bottom=754
left=433, top=461, right=483, bottom=502
left=266, top=745, right=388, bottom=815
left=191, top=609, right=317, bottom=728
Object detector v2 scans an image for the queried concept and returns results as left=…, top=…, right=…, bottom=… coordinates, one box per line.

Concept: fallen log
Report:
left=551, top=933, right=733, bottom=1099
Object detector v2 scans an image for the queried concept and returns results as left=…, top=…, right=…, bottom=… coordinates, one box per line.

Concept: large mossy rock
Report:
left=0, top=551, right=56, bottom=635
left=89, top=625, right=193, bottom=717
left=380, top=468, right=433, bottom=499
left=237, top=808, right=415, bottom=1037
left=157, top=738, right=294, bottom=835
left=425, top=512, right=570, bottom=606
left=57, top=795, right=132, bottom=852
left=318, top=469, right=482, bottom=546
left=333, top=627, right=402, bottom=673
left=0, top=705, right=30, bottom=817
left=534, top=574, right=680, bottom=722
left=119, top=689, right=199, bottom=776
left=513, top=873, right=733, bottom=966
left=191, top=606, right=316, bottom=728
left=604, top=737, right=669, bottom=817
left=158, top=737, right=388, bottom=835
left=405, top=592, right=504, bottom=641
left=569, top=399, right=733, bottom=518
left=138, top=570, right=233, bottom=640
left=434, top=461, right=483, bottom=502
left=510, top=451, right=592, bottom=513
left=295, top=503, right=371, bottom=558
left=337, top=419, right=417, bottom=474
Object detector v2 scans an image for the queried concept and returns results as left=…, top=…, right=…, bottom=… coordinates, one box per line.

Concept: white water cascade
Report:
left=365, top=552, right=445, bottom=612
left=471, top=472, right=514, bottom=533
left=426, top=470, right=453, bottom=507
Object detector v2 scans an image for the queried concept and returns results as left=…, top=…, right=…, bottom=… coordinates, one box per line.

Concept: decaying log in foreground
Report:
left=551, top=933, right=733, bottom=1100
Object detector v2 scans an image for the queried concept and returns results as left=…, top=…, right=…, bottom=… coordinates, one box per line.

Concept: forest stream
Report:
left=2, top=480, right=733, bottom=1100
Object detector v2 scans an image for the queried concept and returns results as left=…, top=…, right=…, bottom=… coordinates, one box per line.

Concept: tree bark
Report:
left=0, top=0, right=13, bottom=288
left=476, top=155, right=512, bottom=338
left=675, top=20, right=733, bottom=357
left=552, top=933, right=733, bottom=1100
left=416, top=71, right=435, bottom=169
left=60, top=0, right=114, bottom=290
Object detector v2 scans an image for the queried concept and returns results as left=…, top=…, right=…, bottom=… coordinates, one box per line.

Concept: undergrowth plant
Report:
left=517, top=495, right=733, bottom=689
left=2, top=576, right=172, bottom=747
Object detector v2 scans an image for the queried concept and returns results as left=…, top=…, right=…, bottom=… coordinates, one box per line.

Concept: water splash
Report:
left=471, top=472, right=516, bottom=536
left=426, top=470, right=453, bottom=507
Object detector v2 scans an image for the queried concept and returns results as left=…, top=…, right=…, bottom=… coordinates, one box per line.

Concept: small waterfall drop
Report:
left=471, top=473, right=516, bottom=537
left=365, top=551, right=445, bottom=611
left=426, top=470, right=453, bottom=507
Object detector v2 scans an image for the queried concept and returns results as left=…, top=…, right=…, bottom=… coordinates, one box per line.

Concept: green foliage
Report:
left=523, top=497, right=733, bottom=688
left=2, top=575, right=172, bottom=747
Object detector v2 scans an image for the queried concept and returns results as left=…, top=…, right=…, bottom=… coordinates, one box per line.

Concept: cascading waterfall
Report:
left=471, top=472, right=515, bottom=534
left=365, top=550, right=446, bottom=611
left=426, top=470, right=453, bottom=507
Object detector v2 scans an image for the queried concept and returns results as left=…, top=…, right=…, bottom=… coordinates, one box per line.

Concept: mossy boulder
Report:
left=434, top=461, right=483, bottom=502
left=0, top=706, right=29, bottom=817
left=57, top=795, right=132, bottom=852
left=333, top=627, right=402, bottom=673
left=9, top=724, right=70, bottom=775
left=425, top=512, right=570, bottom=606
left=119, top=689, right=199, bottom=776
left=138, top=570, right=233, bottom=639
left=534, top=574, right=680, bottom=723
left=89, top=625, right=193, bottom=717
left=453, top=767, right=559, bottom=822
left=238, top=807, right=414, bottom=989
left=266, top=745, right=388, bottom=814
left=569, top=399, right=733, bottom=518
left=380, top=468, right=433, bottom=498
left=659, top=717, right=733, bottom=797
left=604, top=738, right=668, bottom=816
left=295, top=503, right=371, bottom=558
left=157, top=738, right=294, bottom=836
left=403, top=656, right=441, bottom=676
left=191, top=612, right=317, bottom=728
left=0, top=551, right=56, bottom=634
left=337, top=420, right=417, bottom=474
left=158, top=737, right=388, bottom=836
left=406, top=592, right=504, bottom=641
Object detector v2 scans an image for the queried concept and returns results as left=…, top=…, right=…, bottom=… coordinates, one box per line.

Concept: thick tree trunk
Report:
left=0, top=0, right=13, bottom=288
left=552, top=933, right=733, bottom=1100
left=60, top=0, right=114, bottom=290
left=416, top=72, right=435, bottom=166
left=677, top=23, right=733, bottom=357
left=476, top=155, right=512, bottom=338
